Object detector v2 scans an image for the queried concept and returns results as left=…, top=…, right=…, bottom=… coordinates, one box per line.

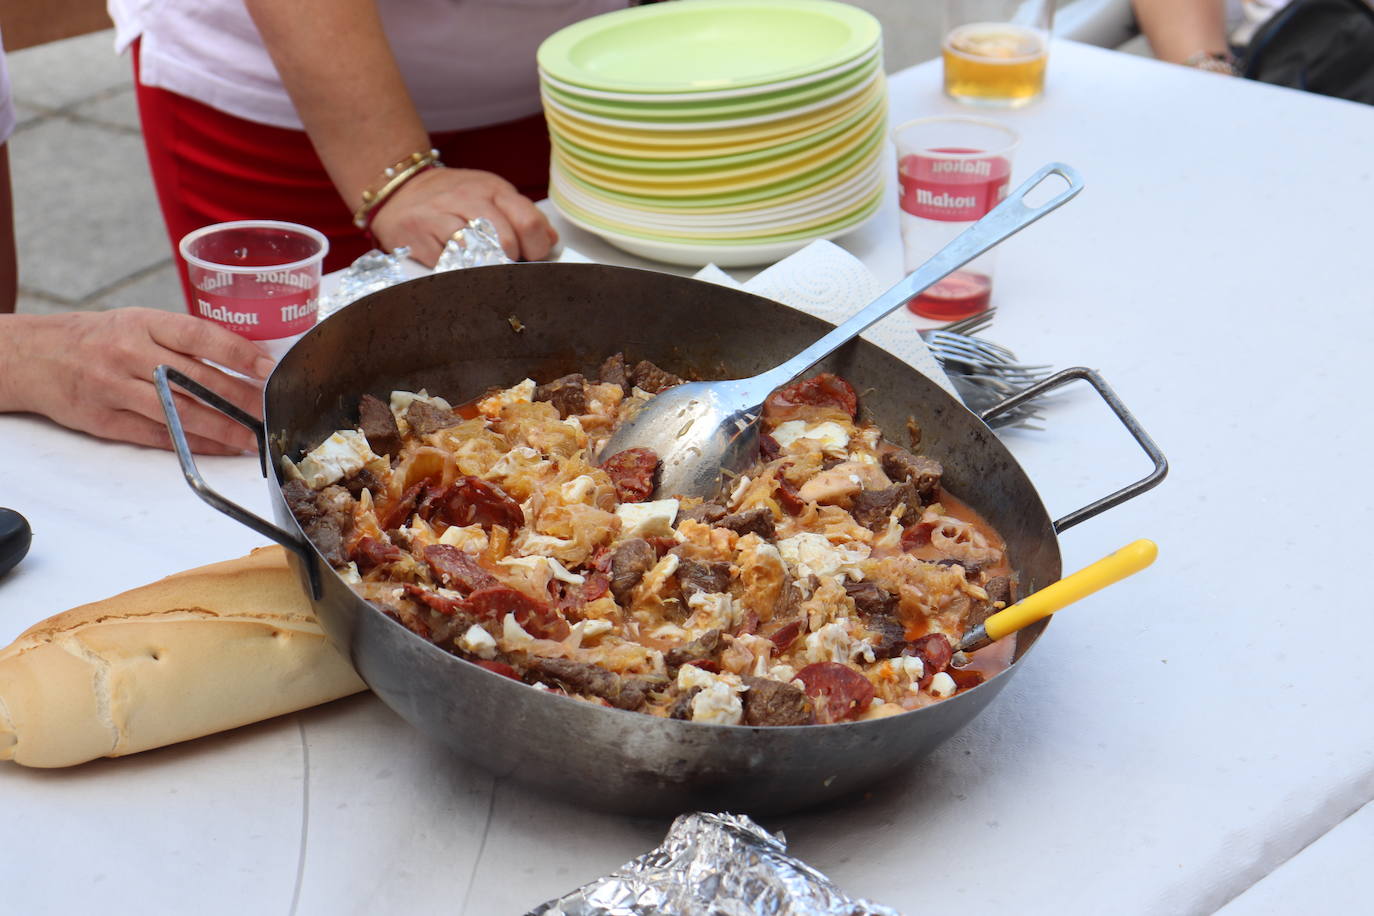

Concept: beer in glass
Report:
left=943, top=0, right=1053, bottom=108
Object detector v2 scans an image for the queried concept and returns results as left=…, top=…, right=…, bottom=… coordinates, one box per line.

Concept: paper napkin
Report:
left=692, top=240, right=956, bottom=396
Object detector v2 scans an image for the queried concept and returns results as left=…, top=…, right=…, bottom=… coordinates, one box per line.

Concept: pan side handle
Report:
left=980, top=367, right=1168, bottom=534
left=153, top=365, right=323, bottom=599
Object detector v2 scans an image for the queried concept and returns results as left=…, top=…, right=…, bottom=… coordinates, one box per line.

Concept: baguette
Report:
left=0, top=546, right=367, bottom=768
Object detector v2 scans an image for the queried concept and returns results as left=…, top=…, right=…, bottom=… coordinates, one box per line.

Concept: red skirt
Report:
left=131, top=40, right=552, bottom=306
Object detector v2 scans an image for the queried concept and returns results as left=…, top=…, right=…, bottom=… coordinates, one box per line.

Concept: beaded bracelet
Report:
left=352, top=148, right=443, bottom=230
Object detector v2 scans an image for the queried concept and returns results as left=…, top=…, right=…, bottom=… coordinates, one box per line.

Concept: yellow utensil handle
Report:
left=983, top=539, right=1159, bottom=641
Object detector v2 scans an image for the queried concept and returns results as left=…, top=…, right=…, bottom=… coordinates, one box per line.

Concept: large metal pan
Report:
left=156, top=263, right=1166, bottom=816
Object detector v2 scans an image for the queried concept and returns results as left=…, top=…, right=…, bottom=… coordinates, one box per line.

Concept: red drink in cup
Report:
left=179, top=220, right=328, bottom=359
left=892, top=118, right=1018, bottom=322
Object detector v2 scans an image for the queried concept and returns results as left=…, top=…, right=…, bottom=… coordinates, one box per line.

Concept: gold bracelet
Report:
left=1183, top=51, right=1238, bottom=76
left=352, top=148, right=443, bottom=230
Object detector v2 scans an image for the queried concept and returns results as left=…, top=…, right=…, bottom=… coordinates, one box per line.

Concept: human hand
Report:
left=0, top=309, right=275, bottom=455
left=369, top=167, right=558, bottom=267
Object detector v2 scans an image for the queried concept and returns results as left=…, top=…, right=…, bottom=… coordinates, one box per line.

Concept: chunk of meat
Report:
left=473, top=660, right=522, bottom=680
left=763, top=618, right=802, bottom=653
left=763, top=373, right=859, bottom=420
left=427, top=477, right=524, bottom=531
left=358, top=394, right=402, bottom=456
left=675, top=502, right=726, bottom=526
left=741, top=676, right=815, bottom=727
left=598, top=352, right=631, bottom=392
left=842, top=581, right=906, bottom=659
left=844, top=580, right=898, bottom=618
left=378, top=482, right=425, bottom=531
left=630, top=359, right=682, bottom=394
left=466, top=586, right=570, bottom=641
left=524, top=658, right=664, bottom=711
left=964, top=575, right=1013, bottom=632
left=910, top=633, right=954, bottom=685
left=718, top=506, right=775, bottom=540
left=533, top=373, right=588, bottom=419
left=341, top=467, right=385, bottom=499
left=350, top=535, right=401, bottom=574
left=555, top=570, right=611, bottom=613
left=283, top=479, right=354, bottom=566
left=881, top=449, right=943, bottom=503
left=775, top=475, right=805, bottom=515
left=402, top=583, right=466, bottom=617
left=422, top=544, right=500, bottom=593
left=668, top=687, right=701, bottom=720
left=850, top=481, right=920, bottom=530
left=602, top=447, right=658, bottom=503
left=664, top=629, right=723, bottom=669
left=405, top=399, right=462, bottom=435
left=609, top=538, right=657, bottom=604
left=795, top=662, right=875, bottom=723
left=676, top=558, right=731, bottom=598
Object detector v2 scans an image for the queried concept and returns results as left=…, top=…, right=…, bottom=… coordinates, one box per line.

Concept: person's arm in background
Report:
left=243, top=0, right=556, bottom=266
left=1131, top=0, right=1232, bottom=65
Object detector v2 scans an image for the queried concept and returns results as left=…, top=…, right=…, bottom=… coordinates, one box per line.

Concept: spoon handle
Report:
left=756, top=162, right=1085, bottom=391
left=959, top=538, right=1158, bottom=653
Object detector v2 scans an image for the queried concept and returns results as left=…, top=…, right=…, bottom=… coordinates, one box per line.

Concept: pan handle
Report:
left=153, top=365, right=323, bottom=599
left=979, top=367, right=1168, bottom=534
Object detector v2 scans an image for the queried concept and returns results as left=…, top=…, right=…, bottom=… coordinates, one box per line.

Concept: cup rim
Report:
left=890, top=116, right=1020, bottom=160
left=179, top=220, right=330, bottom=275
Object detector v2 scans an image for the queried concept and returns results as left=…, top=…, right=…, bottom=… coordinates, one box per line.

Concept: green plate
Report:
left=540, top=56, right=879, bottom=121
left=553, top=129, right=884, bottom=208
left=549, top=94, right=885, bottom=172
left=537, top=0, right=881, bottom=93
left=552, top=184, right=884, bottom=245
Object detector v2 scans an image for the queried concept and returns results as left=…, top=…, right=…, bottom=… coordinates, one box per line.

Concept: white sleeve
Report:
left=0, top=27, right=14, bottom=146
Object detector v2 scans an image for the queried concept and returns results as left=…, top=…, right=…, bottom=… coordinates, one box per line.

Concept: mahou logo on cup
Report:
left=194, top=269, right=319, bottom=340
left=899, top=150, right=1011, bottom=222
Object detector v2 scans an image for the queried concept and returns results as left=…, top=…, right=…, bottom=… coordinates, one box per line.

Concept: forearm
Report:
left=1132, top=0, right=1230, bottom=64
left=243, top=0, right=430, bottom=213
left=0, top=314, right=61, bottom=412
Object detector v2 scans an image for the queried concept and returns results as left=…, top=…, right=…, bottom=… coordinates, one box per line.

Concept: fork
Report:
left=918, top=309, right=1051, bottom=429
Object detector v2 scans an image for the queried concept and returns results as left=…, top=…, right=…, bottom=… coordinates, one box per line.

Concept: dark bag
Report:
left=1240, top=0, right=1374, bottom=104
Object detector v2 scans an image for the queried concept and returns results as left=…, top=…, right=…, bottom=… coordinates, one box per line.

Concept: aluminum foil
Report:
left=319, top=218, right=511, bottom=319
left=528, top=812, right=901, bottom=916
left=435, top=217, right=512, bottom=271
left=316, top=246, right=412, bottom=321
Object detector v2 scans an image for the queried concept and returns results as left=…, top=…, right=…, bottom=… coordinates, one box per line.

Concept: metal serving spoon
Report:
left=599, top=162, right=1084, bottom=500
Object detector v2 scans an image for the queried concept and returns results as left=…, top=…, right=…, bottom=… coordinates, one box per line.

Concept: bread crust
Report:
left=0, top=546, right=367, bottom=767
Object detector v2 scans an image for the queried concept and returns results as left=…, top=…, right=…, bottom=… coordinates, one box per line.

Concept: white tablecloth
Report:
left=2, top=41, right=1373, bottom=915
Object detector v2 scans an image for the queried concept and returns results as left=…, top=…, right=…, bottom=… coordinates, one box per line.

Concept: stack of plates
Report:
left=537, top=0, right=886, bottom=267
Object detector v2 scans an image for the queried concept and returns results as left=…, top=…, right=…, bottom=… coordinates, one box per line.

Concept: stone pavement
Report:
left=8, top=29, right=184, bottom=318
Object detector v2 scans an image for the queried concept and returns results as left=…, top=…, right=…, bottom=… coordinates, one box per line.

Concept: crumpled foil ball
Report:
left=528, top=812, right=900, bottom=916
left=318, top=218, right=513, bottom=318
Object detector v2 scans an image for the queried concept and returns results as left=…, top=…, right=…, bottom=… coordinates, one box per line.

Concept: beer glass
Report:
left=942, top=0, right=1053, bottom=108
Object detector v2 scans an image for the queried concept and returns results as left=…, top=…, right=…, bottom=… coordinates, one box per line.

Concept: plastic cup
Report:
left=179, top=220, right=329, bottom=358
left=892, top=116, right=1018, bottom=321
left=942, top=0, right=1054, bottom=108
